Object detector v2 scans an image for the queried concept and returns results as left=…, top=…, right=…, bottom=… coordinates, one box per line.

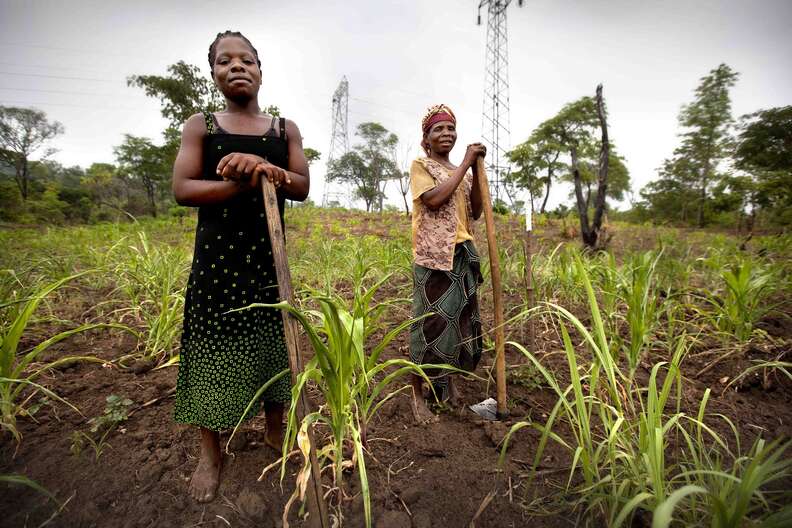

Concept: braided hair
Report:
left=207, top=31, right=261, bottom=71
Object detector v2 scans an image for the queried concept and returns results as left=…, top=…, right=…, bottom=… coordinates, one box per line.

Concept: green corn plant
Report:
left=591, top=251, right=620, bottom=317
left=754, top=233, right=792, bottom=259
left=1, top=272, right=131, bottom=443
left=237, top=293, right=440, bottom=528
left=292, top=234, right=405, bottom=295
left=280, top=296, right=433, bottom=528
left=298, top=240, right=409, bottom=331
left=381, top=238, right=412, bottom=279
left=619, top=250, right=663, bottom=379
left=0, top=268, right=38, bottom=332
left=705, top=259, right=776, bottom=342
left=348, top=258, right=409, bottom=342
left=659, top=388, right=792, bottom=527
left=493, top=243, right=521, bottom=295
left=113, top=231, right=188, bottom=362
left=696, top=239, right=743, bottom=288
left=508, top=238, right=530, bottom=297
left=537, top=243, right=585, bottom=303
left=589, top=251, right=622, bottom=351
left=0, top=473, right=59, bottom=505
left=498, top=255, right=791, bottom=526
left=498, top=257, right=633, bottom=522
left=348, top=244, right=384, bottom=292
left=669, top=432, right=792, bottom=527
left=294, top=238, right=345, bottom=292
left=654, top=235, right=693, bottom=295
left=726, top=359, right=792, bottom=392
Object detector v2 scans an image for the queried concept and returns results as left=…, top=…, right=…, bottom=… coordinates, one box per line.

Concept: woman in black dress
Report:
left=172, top=31, right=310, bottom=503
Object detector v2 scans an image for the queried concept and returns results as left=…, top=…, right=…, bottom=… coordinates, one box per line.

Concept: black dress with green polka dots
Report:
left=174, top=112, right=291, bottom=431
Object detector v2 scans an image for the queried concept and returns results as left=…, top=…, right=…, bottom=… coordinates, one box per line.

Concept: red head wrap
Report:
left=421, top=104, right=456, bottom=134
left=421, top=104, right=457, bottom=154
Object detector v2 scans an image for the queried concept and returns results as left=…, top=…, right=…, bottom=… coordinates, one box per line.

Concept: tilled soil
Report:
left=2, top=309, right=791, bottom=528
left=2, top=219, right=791, bottom=527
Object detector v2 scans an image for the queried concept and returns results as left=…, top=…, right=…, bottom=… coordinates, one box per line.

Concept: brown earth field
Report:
left=1, top=215, right=791, bottom=528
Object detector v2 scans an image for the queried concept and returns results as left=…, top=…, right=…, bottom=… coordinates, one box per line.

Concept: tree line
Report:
left=1, top=61, right=789, bottom=232
left=0, top=105, right=179, bottom=223
left=507, top=63, right=791, bottom=232
left=0, top=62, right=315, bottom=224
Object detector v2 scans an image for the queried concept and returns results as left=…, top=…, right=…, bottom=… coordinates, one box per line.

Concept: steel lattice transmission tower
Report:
left=322, top=76, right=350, bottom=207
left=477, top=0, right=523, bottom=203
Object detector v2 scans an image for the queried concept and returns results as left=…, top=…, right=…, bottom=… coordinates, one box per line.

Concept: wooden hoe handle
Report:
left=261, top=181, right=330, bottom=528
left=474, top=157, right=508, bottom=419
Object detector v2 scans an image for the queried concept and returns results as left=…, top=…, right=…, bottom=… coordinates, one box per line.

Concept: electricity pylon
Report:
left=322, top=76, right=350, bottom=207
left=477, top=0, right=523, bottom=203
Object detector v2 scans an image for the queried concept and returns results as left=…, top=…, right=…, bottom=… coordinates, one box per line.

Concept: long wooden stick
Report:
left=261, top=181, right=330, bottom=528
left=475, top=157, right=508, bottom=418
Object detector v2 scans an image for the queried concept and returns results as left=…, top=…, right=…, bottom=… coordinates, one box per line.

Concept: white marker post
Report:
left=523, top=193, right=536, bottom=355
left=525, top=201, right=533, bottom=233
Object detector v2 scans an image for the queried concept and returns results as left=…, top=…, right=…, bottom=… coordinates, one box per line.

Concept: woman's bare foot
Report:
left=447, top=377, right=462, bottom=408
left=410, top=374, right=438, bottom=424
left=412, top=394, right=438, bottom=424
left=189, top=428, right=222, bottom=503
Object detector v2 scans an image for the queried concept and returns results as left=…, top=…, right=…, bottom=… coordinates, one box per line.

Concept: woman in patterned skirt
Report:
left=409, top=104, right=486, bottom=422
left=171, top=31, right=310, bottom=502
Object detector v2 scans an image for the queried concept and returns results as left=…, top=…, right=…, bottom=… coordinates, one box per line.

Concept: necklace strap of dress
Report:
left=279, top=117, right=287, bottom=140
left=265, top=115, right=278, bottom=137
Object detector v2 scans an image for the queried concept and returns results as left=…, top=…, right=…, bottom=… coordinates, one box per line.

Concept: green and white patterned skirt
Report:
left=410, top=241, right=483, bottom=401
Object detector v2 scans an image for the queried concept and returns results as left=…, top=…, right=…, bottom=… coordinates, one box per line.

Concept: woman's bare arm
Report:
left=278, top=119, right=310, bottom=201
left=172, top=114, right=242, bottom=206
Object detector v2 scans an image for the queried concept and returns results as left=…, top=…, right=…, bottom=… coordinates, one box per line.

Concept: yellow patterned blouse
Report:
left=410, top=157, right=475, bottom=271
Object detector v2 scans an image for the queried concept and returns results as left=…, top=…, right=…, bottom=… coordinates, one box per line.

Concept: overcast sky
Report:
left=1, top=0, right=790, bottom=210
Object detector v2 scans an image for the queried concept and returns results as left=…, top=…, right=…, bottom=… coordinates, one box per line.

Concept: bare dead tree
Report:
left=571, top=84, right=610, bottom=249
left=392, top=143, right=413, bottom=216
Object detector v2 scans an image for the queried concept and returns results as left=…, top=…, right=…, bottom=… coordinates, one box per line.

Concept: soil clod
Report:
left=376, top=509, right=412, bottom=528
left=129, top=359, right=155, bottom=375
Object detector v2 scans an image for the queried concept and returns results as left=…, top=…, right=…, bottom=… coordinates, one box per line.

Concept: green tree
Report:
left=327, top=152, right=375, bottom=211
left=303, top=148, right=321, bottom=166
left=27, top=183, right=69, bottom=224
left=128, top=62, right=225, bottom=142
left=733, top=105, right=792, bottom=227
left=709, top=174, right=754, bottom=228
left=562, top=147, right=630, bottom=209
left=508, top=132, right=563, bottom=214
left=36, top=162, right=91, bottom=222
left=735, top=106, right=792, bottom=173
left=0, top=106, right=64, bottom=200
left=646, top=64, right=739, bottom=227
left=522, top=86, right=625, bottom=248
left=639, top=158, right=700, bottom=224
left=114, top=135, right=169, bottom=217
left=82, top=162, right=132, bottom=218
left=326, top=122, right=400, bottom=212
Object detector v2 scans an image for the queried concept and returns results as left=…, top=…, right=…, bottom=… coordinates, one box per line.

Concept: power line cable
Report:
left=0, top=60, right=117, bottom=73
left=0, top=71, right=124, bottom=83
left=0, top=41, right=151, bottom=59
left=0, top=86, right=147, bottom=98
left=0, top=99, right=145, bottom=111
